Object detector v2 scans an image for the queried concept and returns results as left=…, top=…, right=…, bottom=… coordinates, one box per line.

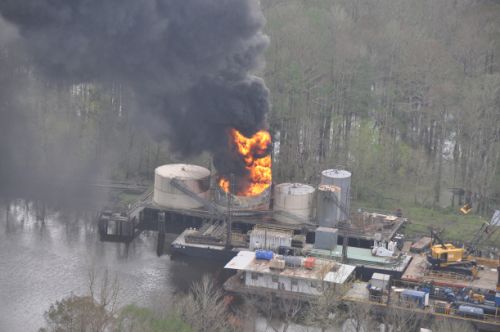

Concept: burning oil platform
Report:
left=99, top=127, right=407, bottom=278
left=97, top=129, right=500, bottom=329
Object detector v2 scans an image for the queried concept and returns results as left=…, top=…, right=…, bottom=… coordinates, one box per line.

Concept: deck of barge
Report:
left=343, top=281, right=500, bottom=331
left=401, top=253, right=498, bottom=291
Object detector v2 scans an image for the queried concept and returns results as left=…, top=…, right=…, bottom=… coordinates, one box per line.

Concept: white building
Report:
left=224, top=251, right=356, bottom=297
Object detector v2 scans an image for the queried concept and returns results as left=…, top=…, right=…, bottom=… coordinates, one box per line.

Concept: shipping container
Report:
left=401, top=289, right=429, bottom=308
left=249, top=229, right=293, bottom=250
left=314, top=227, right=338, bottom=250
left=369, top=273, right=391, bottom=292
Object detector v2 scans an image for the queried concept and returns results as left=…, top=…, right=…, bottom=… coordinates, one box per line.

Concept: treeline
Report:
left=263, top=0, right=500, bottom=213
left=0, top=47, right=203, bottom=204
left=1, top=1, right=499, bottom=214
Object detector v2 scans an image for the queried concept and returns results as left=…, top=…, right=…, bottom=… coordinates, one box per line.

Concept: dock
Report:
left=170, top=228, right=242, bottom=261
left=100, top=187, right=406, bottom=241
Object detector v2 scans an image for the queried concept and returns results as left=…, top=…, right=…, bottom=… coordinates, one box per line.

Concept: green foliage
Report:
left=117, top=305, right=193, bottom=332
left=264, top=0, right=500, bottom=220
left=353, top=198, right=500, bottom=245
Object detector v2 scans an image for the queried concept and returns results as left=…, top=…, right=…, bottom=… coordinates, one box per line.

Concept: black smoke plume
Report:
left=0, top=0, right=270, bottom=201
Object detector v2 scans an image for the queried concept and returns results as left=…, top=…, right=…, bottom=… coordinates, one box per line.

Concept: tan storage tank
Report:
left=273, top=183, right=315, bottom=224
left=214, top=188, right=271, bottom=211
left=153, top=164, right=211, bottom=210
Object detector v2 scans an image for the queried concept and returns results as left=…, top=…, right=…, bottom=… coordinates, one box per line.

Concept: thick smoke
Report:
left=0, top=0, right=270, bottom=199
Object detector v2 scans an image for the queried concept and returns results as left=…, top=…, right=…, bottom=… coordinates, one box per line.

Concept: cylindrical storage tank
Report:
left=214, top=185, right=271, bottom=211
left=317, top=185, right=341, bottom=227
left=274, top=183, right=315, bottom=224
left=153, top=164, right=211, bottom=210
left=321, top=169, right=351, bottom=221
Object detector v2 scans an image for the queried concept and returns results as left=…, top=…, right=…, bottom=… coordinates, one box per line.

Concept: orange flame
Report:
left=218, top=128, right=272, bottom=196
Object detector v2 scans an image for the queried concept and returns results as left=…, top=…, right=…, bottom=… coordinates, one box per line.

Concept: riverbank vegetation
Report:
left=39, top=274, right=478, bottom=332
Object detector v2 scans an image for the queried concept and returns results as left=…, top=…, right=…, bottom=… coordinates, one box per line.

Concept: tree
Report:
left=431, top=317, right=476, bottom=332
left=176, top=275, right=231, bottom=332
left=262, top=0, right=500, bottom=219
left=342, top=301, right=377, bottom=332
left=382, top=307, right=422, bottom=332
left=117, top=304, right=193, bottom=332
left=39, top=270, right=119, bottom=332
left=39, top=295, right=114, bottom=332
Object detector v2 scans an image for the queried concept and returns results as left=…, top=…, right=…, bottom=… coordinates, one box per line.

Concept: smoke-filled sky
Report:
left=0, top=0, right=270, bottom=201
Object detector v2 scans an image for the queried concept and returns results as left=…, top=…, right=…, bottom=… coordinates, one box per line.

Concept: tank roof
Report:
left=322, top=169, right=351, bottom=178
left=155, top=163, right=210, bottom=180
left=318, top=184, right=341, bottom=192
left=275, top=183, right=315, bottom=195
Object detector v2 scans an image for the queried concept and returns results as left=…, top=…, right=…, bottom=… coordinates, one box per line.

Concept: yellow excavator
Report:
left=460, top=203, right=472, bottom=215
left=427, top=229, right=478, bottom=277
left=427, top=212, right=499, bottom=278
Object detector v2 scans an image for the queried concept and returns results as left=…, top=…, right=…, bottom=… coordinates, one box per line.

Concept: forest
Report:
left=264, top=0, right=499, bottom=213
left=0, top=0, right=499, bottom=238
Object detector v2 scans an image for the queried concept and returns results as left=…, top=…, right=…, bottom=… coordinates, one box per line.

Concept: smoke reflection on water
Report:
left=0, top=202, right=223, bottom=331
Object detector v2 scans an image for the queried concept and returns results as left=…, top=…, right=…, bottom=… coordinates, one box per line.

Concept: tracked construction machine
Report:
left=427, top=229, right=479, bottom=278
left=426, top=210, right=500, bottom=279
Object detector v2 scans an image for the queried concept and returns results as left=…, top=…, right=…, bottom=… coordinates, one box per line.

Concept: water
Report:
left=0, top=203, right=223, bottom=332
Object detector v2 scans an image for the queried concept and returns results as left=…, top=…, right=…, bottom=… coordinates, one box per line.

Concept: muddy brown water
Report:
left=0, top=203, right=223, bottom=332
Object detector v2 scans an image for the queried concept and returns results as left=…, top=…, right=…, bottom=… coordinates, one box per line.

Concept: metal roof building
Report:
left=225, top=250, right=355, bottom=284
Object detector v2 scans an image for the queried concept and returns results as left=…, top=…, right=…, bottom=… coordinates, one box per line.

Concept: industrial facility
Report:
left=99, top=161, right=407, bottom=265
left=97, top=161, right=500, bottom=330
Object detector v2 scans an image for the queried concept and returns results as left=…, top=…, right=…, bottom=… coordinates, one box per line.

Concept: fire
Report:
left=218, top=128, right=272, bottom=196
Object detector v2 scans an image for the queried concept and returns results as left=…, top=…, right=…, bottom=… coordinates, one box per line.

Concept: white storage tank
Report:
left=321, top=169, right=351, bottom=221
left=317, top=184, right=341, bottom=227
left=153, top=164, right=211, bottom=210
left=273, top=183, right=315, bottom=224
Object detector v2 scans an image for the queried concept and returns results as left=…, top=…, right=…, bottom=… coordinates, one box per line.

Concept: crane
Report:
left=427, top=210, right=500, bottom=278
left=427, top=229, right=478, bottom=277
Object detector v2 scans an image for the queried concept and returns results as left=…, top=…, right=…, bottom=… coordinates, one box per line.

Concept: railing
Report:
left=424, top=269, right=473, bottom=281
left=127, top=190, right=153, bottom=214
left=360, top=295, right=500, bottom=324
left=170, top=178, right=220, bottom=214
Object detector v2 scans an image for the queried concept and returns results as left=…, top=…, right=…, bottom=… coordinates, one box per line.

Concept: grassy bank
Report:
left=354, top=200, right=499, bottom=247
